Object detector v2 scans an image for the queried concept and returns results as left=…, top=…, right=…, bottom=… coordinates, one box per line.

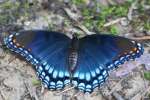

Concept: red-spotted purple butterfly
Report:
left=3, top=30, right=144, bottom=93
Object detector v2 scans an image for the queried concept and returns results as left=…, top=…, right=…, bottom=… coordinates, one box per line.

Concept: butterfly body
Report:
left=3, top=30, right=144, bottom=93
left=68, top=36, right=79, bottom=74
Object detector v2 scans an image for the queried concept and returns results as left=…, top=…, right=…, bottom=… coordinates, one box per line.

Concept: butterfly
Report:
left=3, top=30, right=144, bottom=93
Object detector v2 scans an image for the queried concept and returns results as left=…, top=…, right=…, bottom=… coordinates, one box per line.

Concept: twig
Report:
left=108, top=78, right=124, bottom=95
left=103, top=17, right=126, bottom=27
left=54, top=86, right=75, bottom=96
left=74, top=24, right=95, bottom=35
left=131, top=36, right=150, bottom=40
left=0, top=90, right=5, bottom=100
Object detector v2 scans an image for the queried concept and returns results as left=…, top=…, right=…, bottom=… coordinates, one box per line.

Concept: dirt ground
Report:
left=0, top=0, right=150, bottom=100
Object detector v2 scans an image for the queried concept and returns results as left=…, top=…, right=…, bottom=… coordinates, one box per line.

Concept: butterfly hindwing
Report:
left=72, top=46, right=108, bottom=93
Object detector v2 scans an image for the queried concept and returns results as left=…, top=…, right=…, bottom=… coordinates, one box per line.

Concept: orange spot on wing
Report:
left=12, top=39, right=16, bottom=43
left=133, top=47, right=137, bottom=51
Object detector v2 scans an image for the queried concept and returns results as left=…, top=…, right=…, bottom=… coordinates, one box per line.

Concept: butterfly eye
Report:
left=12, top=38, right=20, bottom=47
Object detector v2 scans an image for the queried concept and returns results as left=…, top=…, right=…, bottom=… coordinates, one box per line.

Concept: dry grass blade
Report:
left=108, top=78, right=124, bottom=95
left=103, top=17, right=126, bottom=27
left=54, top=86, right=75, bottom=96
left=0, top=90, right=6, bottom=100
left=131, top=35, right=150, bottom=40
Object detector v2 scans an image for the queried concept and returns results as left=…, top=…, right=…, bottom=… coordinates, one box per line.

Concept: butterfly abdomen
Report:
left=68, top=37, right=79, bottom=74
left=68, top=50, right=78, bottom=72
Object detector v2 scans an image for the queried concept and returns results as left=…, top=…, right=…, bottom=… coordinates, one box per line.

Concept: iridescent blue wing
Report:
left=72, top=34, right=144, bottom=93
left=4, top=30, right=71, bottom=90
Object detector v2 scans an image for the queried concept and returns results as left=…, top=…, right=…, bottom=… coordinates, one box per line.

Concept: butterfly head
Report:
left=71, top=34, right=79, bottom=49
left=72, top=33, right=79, bottom=39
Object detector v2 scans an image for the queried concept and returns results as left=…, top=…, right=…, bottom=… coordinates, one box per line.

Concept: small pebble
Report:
left=24, top=21, right=31, bottom=26
left=120, top=18, right=129, bottom=26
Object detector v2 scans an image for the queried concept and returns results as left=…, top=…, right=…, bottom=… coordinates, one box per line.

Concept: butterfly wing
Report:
left=72, top=34, right=144, bottom=92
left=4, top=30, right=71, bottom=90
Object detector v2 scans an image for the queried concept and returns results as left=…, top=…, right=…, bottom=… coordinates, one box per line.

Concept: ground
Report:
left=0, top=0, right=150, bottom=100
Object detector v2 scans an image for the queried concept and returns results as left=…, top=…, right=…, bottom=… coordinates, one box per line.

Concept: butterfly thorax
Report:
left=68, top=36, right=79, bottom=74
